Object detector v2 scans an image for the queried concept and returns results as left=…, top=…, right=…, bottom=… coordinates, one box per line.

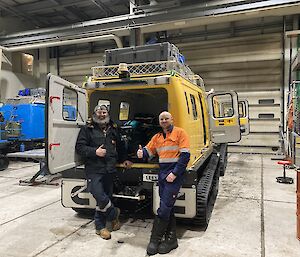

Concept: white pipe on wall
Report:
left=0, top=48, right=2, bottom=72
left=0, top=34, right=123, bottom=52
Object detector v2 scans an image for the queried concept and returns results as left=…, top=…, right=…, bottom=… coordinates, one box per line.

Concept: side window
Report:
left=62, top=88, right=77, bottom=121
left=239, top=102, right=245, bottom=118
left=97, top=99, right=110, bottom=111
left=12, top=53, right=34, bottom=75
left=22, top=53, right=34, bottom=75
left=119, top=102, right=130, bottom=120
left=190, top=94, right=198, bottom=120
left=212, top=94, right=234, bottom=118
left=198, top=94, right=207, bottom=145
left=184, top=92, right=190, bottom=114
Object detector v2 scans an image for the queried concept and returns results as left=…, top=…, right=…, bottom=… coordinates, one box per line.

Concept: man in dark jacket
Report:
left=76, top=104, right=132, bottom=240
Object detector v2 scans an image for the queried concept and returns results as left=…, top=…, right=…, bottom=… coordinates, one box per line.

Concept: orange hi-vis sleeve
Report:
left=145, top=127, right=190, bottom=164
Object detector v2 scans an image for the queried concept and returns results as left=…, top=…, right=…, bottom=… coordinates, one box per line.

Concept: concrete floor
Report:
left=0, top=153, right=299, bottom=257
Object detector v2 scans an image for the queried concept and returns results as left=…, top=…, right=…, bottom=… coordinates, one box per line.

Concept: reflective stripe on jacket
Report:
left=144, top=126, right=190, bottom=177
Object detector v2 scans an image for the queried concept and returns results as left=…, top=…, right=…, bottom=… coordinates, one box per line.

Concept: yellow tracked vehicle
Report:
left=46, top=42, right=246, bottom=227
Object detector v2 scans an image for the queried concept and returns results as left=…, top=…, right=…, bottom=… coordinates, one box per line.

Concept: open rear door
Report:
left=239, top=100, right=250, bottom=136
left=207, top=91, right=241, bottom=143
left=46, top=74, right=87, bottom=174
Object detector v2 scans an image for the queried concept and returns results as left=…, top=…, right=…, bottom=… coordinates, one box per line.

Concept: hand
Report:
left=123, top=160, right=133, bottom=169
left=96, top=144, right=106, bottom=157
left=166, top=172, right=177, bottom=183
left=137, top=145, right=143, bottom=158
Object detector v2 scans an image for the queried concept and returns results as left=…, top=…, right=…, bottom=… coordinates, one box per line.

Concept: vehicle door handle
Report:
left=49, top=143, right=60, bottom=150
left=50, top=96, right=61, bottom=104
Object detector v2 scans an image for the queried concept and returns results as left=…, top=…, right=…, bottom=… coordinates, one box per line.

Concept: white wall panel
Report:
left=203, top=74, right=281, bottom=86
left=59, top=53, right=104, bottom=85
left=249, top=120, right=280, bottom=133
left=249, top=106, right=281, bottom=120
left=228, top=146, right=278, bottom=154
left=231, top=133, right=279, bottom=147
left=237, top=91, right=281, bottom=105
left=208, top=82, right=281, bottom=92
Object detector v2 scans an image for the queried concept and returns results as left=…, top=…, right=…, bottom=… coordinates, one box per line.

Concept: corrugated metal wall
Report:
left=59, top=53, right=104, bottom=86
left=180, top=33, right=282, bottom=153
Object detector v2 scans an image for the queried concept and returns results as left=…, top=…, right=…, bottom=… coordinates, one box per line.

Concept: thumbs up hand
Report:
left=96, top=144, right=106, bottom=157
left=137, top=145, right=143, bottom=159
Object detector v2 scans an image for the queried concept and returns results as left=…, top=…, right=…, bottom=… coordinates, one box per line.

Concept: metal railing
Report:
left=91, top=60, right=203, bottom=86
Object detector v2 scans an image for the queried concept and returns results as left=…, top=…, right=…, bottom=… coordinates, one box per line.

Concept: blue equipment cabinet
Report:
left=0, top=94, right=46, bottom=171
left=0, top=96, right=45, bottom=156
left=0, top=102, right=45, bottom=140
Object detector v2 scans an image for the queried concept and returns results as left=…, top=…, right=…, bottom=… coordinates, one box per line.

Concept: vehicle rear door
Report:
left=46, top=74, right=87, bottom=174
left=239, top=100, right=250, bottom=136
left=207, top=91, right=241, bottom=143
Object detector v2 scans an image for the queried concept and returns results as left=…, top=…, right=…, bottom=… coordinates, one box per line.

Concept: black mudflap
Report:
left=218, top=143, right=228, bottom=177
left=193, top=152, right=220, bottom=229
left=0, top=155, right=9, bottom=171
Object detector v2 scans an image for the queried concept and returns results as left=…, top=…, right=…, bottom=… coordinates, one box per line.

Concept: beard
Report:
left=92, top=114, right=110, bottom=127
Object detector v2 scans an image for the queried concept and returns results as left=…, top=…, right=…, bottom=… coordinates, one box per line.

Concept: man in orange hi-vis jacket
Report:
left=137, top=111, right=190, bottom=256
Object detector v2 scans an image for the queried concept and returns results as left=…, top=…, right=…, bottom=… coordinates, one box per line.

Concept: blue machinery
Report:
left=0, top=97, right=45, bottom=141
left=0, top=93, right=77, bottom=173
left=0, top=96, right=45, bottom=170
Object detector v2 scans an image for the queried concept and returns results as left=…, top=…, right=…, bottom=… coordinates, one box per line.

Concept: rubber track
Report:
left=219, top=143, right=228, bottom=176
left=194, top=152, right=220, bottom=228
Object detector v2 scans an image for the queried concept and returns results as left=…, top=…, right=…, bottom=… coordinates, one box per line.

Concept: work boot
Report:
left=96, top=228, right=111, bottom=240
left=158, top=215, right=178, bottom=254
left=146, top=216, right=169, bottom=256
left=111, top=207, right=121, bottom=231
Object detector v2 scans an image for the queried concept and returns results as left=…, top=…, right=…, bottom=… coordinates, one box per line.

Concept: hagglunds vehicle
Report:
left=46, top=42, right=245, bottom=228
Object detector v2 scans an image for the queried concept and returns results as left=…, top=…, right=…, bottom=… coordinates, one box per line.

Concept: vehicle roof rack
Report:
left=91, top=60, right=204, bottom=88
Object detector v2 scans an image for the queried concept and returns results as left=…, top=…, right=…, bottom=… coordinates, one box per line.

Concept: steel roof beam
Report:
left=0, top=34, right=123, bottom=51
left=90, top=0, right=115, bottom=17
left=67, top=6, right=90, bottom=21
left=49, top=0, right=83, bottom=21
left=0, top=1, right=46, bottom=27
left=13, top=0, right=87, bottom=14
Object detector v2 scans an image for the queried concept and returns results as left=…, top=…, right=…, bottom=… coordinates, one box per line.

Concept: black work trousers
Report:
left=87, top=173, right=117, bottom=230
